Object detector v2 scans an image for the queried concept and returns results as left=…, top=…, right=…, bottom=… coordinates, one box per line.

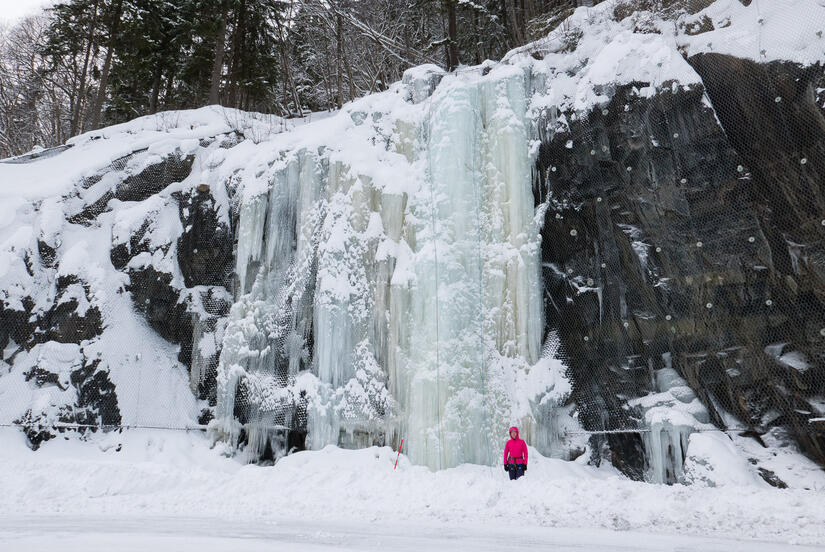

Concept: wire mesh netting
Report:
left=1, top=0, right=824, bottom=482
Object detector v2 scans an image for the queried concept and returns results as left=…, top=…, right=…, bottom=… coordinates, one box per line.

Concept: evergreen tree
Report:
left=2, top=0, right=603, bottom=155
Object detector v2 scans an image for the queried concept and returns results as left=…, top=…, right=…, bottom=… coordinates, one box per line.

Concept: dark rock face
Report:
left=177, top=188, right=234, bottom=288
left=36, top=277, right=104, bottom=345
left=1, top=222, right=117, bottom=451
left=106, top=184, right=233, bottom=409
left=536, top=55, right=825, bottom=478
left=127, top=266, right=194, bottom=364
left=115, top=153, right=195, bottom=203
left=688, top=54, right=825, bottom=466
left=0, top=298, right=34, bottom=355
left=110, top=220, right=151, bottom=270
left=37, top=240, right=57, bottom=267
left=69, top=150, right=194, bottom=225
left=2, top=277, right=103, bottom=354
left=15, top=353, right=121, bottom=449
left=67, top=191, right=115, bottom=225
left=69, top=357, right=122, bottom=427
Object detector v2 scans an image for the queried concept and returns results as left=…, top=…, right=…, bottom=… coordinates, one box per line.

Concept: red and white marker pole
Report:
left=394, top=438, right=404, bottom=470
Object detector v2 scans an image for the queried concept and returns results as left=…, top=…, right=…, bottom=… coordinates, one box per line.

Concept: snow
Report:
left=2, top=0, right=824, bottom=493
left=0, top=106, right=318, bottom=201
left=1, top=429, right=825, bottom=548
left=778, top=351, right=810, bottom=373
left=0, top=147, right=201, bottom=431
left=505, top=1, right=702, bottom=120
left=4, top=517, right=824, bottom=552
left=684, top=431, right=766, bottom=487
left=728, top=428, right=825, bottom=491
left=682, top=0, right=825, bottom=65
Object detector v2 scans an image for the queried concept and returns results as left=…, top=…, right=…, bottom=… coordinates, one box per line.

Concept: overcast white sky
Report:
left=0, top=0, right=53, bottom=24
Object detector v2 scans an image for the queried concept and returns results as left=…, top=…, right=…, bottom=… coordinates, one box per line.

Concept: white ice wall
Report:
left=213, top=63, right=562, bottom=469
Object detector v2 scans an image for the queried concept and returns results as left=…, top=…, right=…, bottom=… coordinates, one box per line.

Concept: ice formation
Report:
left=631, top=360, right=713, bottom=484
left=210, top=61, right=560, bottom=469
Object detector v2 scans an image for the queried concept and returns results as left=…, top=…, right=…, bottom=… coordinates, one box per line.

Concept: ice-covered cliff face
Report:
left=210, top=63, right=567, bottom=469
left=2, top=0, right=825, bottom=485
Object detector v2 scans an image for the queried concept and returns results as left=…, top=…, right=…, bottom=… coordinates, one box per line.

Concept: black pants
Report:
left=508, top=463, right=525, bottom=480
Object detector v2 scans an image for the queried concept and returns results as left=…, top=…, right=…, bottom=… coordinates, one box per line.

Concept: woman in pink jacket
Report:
left=503, top=426, right=528, bottom=480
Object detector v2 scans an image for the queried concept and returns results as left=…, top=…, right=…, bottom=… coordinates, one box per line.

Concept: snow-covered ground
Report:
left=3, top=515, right=822, bottom=552
left=2, top=427, right=824, bottom=550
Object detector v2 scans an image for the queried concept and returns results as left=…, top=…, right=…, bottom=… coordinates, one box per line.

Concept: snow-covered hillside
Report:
left=1, top=0, right=825, bottom=492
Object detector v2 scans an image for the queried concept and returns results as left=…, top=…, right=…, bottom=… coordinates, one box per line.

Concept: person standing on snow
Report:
left=503, top=426, right=528, bottom=480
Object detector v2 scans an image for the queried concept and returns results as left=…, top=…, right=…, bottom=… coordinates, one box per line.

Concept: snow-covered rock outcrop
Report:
left=2, top=0, right=824, bottom=485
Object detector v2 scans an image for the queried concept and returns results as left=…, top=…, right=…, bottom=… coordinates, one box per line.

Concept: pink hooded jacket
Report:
left=503, top=426, right=528, bottom=465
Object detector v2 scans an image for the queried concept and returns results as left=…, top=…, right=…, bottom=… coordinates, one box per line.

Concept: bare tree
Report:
left=0, top=16, right=75, bottom=157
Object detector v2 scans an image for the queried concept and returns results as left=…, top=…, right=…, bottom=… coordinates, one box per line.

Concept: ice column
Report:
left=392, top=66, right=543, bottom=469
left=214, top=150, right=325, bottom=459
left=642, top=365, right=711, bottom=484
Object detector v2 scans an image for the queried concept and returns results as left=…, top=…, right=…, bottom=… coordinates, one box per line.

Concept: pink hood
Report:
left=504, top=426, right=527, bottom=465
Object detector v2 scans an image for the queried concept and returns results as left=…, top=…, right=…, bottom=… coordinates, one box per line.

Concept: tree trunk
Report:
left=336, top=9, right=344, bottom=109
left=164, top=72, right=175, bottom=107
left=70, top=0, right=99, bottom=136
left=274, top=8, right=301, bottom=116
left=505, top=0, right=525, bottom=46
left=209, top=0, right=229, bottom=106
left=227, top=0, right=247, bottom=108
left=90, top=0, right=123, bottom=130
left=343, top=48, right=356, bottom=99
left=444, top=0, right=459, bottom=71
left=149, top=67, right=162, bottom=114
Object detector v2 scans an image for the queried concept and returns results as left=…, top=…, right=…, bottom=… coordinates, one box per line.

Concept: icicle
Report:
left=234, top=194, right=268, bottom=296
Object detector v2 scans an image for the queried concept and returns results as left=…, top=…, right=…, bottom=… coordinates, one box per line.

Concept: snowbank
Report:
left=1, top=429, right=824, bottom=546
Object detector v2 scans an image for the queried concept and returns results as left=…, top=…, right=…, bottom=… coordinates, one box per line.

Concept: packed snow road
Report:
left=0, top=516, right=821, bottom=552
left=2, top=429, right=825, bottom=550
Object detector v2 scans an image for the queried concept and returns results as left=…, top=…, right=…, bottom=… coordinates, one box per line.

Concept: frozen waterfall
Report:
left=210, top=63, right=557, bottom=469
